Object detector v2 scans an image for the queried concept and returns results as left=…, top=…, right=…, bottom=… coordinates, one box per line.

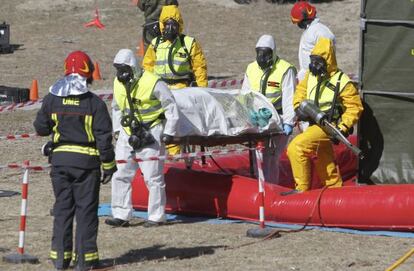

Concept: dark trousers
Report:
left=50, top=166, right=101, bottom=269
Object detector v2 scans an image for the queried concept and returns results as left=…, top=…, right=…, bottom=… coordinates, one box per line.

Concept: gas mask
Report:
left=256, top=47, right=273, bottom=70
left=114, top=64, right=134, bottom=84
left=162, top=18, right=179, bottom=41
left=309, top=55, right=327, bottom=77
left=127, top=120, right=155, bottom=151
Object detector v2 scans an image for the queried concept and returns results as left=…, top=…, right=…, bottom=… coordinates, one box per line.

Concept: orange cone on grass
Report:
left=29, top=79, right=39, bottom=101
left=93, top=62, right=102, bottom=80
left=136, top=38, right=145, bottom=57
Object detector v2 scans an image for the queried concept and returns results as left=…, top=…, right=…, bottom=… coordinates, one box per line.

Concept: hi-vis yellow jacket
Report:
left=246, top=58, right=294, bottom=111
left=294, top=37, right=363, bottom=132
left=113, top=71, right=164, bottom=135
left=142, top=5, right=207, bottom=89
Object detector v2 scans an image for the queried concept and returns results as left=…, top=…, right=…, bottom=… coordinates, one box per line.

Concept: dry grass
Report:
left=1, top=0, right=413, bottom=270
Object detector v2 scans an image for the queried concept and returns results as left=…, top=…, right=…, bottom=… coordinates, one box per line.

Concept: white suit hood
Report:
left=49, top=74, right=89, bottom=97
left=113, top=49, right=141, bottom=80
left=255, top=34, right=276, bottom=51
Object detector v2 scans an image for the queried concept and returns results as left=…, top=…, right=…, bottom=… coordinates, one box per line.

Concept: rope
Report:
left=0, top=147, right=253, bottom=171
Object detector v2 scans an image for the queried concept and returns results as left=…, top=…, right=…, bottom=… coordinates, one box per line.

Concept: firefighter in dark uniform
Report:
left=33, top=51, right=117, bottom=271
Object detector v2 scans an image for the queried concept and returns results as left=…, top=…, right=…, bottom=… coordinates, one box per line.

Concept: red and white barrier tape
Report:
left=97, top=93, right=113, bottom=102
left=0, top=147, right=253, bottom=171
left=0, top=163, right=51, bottom=171
left=208, top=78, right=244, bottom=89
left=119, top=146, right=252, bottom=163
left=0, top=133, right=38, bottom=141
left=0, top=94, right=113, bottom=114
left=0, top=73, right=360, bottom=114
left=0, top=99, right=43, bottom=113
left=0, top=78, right=245, bottom=114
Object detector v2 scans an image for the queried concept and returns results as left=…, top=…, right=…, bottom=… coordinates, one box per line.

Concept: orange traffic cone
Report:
left=29, top=79, right=39, bottom=101
left=136, top=38, right=145, bottom=57
left=93, top=62, right=102, bottom=80
left=84, top=8, right=105, bottom=29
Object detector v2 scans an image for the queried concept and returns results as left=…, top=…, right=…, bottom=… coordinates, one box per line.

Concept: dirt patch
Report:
left=0, top=0, right=413, bottom=270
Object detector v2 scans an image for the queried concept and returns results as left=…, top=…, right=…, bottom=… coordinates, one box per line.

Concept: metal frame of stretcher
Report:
left=168, top=129, right=283, bottom=177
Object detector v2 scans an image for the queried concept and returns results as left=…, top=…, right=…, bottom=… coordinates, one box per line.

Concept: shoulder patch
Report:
left=267, top=81, right=280, bottom=88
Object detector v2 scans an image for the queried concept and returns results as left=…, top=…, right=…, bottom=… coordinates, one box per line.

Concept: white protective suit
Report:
left=241, top=35, right=296, bottom=184
left=297, top=18, right=335, bottom=81
left=111, top=49, right=179, bottom=223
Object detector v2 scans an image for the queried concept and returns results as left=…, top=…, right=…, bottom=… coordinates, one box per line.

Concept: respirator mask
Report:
left=114, top=64, right=134, bottom=84
left=162, top=18, right=179, bottom=41
left=256, top=47, right=273, bottom=70
left=125, top=119, right=155, bottom=151
left=309, top=55, right=327, bottom=77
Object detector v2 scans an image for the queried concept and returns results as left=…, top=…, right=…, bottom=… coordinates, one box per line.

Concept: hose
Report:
left=385, top=248, right=414, bottom=271
left=167, top=37, right=193, bottom=77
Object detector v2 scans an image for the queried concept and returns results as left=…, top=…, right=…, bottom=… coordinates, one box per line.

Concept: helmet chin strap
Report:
left=298, top=19, right=312, bottom=30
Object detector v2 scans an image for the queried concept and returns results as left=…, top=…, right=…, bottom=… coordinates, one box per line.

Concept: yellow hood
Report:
left=159, top=5, right=184, bottom=35
left=311, top=37, right=337, bottom=76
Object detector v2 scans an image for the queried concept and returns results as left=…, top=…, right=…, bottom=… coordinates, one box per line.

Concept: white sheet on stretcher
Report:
left=172, top=87, right=283, bottom=137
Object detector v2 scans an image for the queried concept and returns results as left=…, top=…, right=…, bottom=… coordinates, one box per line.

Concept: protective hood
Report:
left=255, top=34, right=278, bottom=65
left=255, top=34, right=276, bottom=51
left=159, top=5, right=184, bottom=35
left=310, top=37, right=337, bottom=76
left=49, top=74, right=89, bottom=97
left=113, top=49, right=141, bottom=80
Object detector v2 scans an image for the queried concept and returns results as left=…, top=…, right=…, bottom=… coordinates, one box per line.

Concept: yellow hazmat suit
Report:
left=142, top=5, right=208, bottom=89
left=142, top=5, right=207, bottom=155
left=287, top=37, right=363, bottom=192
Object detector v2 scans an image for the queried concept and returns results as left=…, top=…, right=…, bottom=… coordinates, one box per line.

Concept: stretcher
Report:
left=166, top=87, right=284, bottom=172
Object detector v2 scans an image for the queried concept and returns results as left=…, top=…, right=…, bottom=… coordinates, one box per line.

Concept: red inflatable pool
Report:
left=131, top=136, right=414, bottom=232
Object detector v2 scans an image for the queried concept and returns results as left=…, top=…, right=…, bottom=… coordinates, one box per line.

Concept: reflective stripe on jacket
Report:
left=246, top=58, right=294, bottom=110
left=113, top=71, right=164, bottom=135
left=33, top=91, right=115, bottom=170
left=151, top=35, right=194, bottom=81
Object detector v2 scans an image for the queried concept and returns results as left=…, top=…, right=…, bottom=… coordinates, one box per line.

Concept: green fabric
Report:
left=363, top=0, right=414, bottom=21
left=359, top=94, right=414, bottom=184
left=361, top=22, right=414, bottom=92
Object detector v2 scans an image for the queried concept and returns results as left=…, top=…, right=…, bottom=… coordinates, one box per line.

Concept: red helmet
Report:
left=64, top=50, right=94, bottom=78
left=291, top=1, right=316, bottom=24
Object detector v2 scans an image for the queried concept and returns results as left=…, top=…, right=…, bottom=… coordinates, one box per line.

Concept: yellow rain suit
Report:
left=142, top=5, right=208, bottom=89
left=287, top=37, right=363, bottom=191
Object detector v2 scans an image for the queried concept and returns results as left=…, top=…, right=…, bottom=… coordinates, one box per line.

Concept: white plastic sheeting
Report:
left=172, top=87, right=283, bottom=137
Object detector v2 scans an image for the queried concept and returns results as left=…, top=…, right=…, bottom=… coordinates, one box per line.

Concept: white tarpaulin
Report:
left=172, top=87, right=282, bottom=137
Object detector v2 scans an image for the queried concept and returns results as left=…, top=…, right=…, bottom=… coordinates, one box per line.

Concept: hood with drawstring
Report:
left=159, top=5, right=184, bottom=35
left=113, top=49, right=142, bottom=80
left=310, top=37, right=337, bottom=77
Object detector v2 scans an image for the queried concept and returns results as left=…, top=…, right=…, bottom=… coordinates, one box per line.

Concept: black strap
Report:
left=161, top=78, right=192, bottom=85
left=260, top=68, right=272, bottom=95
left=327, top=72, right=344, bottom=122
left=314, top=79, right=322, bottom=107
left=259, top=58, right=278, bottom=95
left=153, top=36, right=162, bottom=52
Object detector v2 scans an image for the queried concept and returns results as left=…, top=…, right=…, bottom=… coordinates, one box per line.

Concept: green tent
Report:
left=358, top=0, right=414, bottom=184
